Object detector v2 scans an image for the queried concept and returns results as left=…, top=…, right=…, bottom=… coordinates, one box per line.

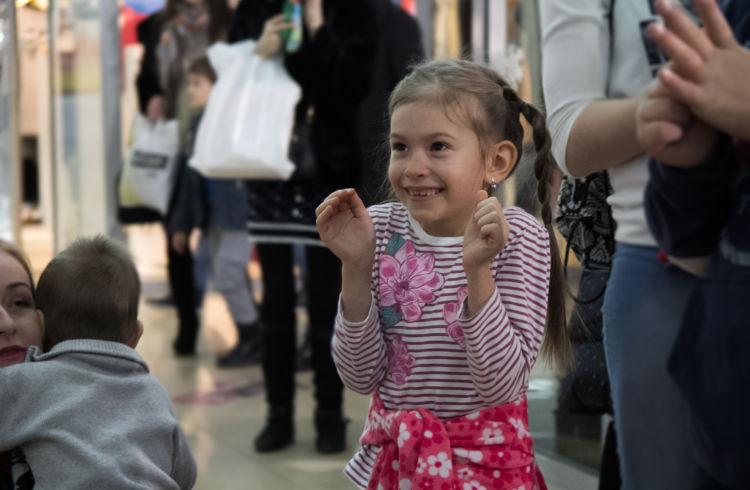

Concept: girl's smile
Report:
left=405, top=187, right=443, bottom=199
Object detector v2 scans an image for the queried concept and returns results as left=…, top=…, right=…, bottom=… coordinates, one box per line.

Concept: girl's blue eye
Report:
left=430, top=142, right=448, bottom=152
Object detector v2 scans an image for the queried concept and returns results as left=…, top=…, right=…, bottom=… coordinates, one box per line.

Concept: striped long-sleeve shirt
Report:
left=332, top=202, right=551, bottom=488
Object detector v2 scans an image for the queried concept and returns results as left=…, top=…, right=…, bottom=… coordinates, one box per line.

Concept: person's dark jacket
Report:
left=644, top=3, right=750, bottom=488
left=645, top=0, right=750, bottom=260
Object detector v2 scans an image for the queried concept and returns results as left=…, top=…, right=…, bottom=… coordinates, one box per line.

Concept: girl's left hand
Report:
left=463, top=190, right=509, bottom=271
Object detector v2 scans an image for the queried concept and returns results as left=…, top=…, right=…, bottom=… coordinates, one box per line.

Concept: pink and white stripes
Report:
left=331, top=202, right=551, bottom=489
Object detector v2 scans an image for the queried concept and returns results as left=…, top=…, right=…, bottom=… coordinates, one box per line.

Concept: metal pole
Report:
left=0, top=0, right=21, bottom=243
left=416, top=0, right=434, bottom=57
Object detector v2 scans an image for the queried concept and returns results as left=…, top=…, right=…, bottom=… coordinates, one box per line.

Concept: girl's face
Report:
left=0, top=251, right=43, bottom=367
left=388, top=101, right=487, bottom=237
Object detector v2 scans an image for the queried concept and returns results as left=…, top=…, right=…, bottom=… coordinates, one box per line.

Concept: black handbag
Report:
left=555, top=171, right=617, bottom=302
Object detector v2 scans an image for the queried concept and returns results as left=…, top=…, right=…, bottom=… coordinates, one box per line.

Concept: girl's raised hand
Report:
left=463, top=190, right=509, bottom=272
left=316, top=189, right=375, bottom=268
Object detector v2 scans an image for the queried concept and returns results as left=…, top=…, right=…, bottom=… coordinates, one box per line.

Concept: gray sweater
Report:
left=0, top=339, right=197, bottom=489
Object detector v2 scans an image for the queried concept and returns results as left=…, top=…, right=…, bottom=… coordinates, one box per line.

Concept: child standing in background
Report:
left=316, top=58, right=570, bottom=489
left=171, top=56, right=260, bottom=366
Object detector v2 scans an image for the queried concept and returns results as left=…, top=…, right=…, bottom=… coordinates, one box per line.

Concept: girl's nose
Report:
left=404, top=153, right=429, bottom=178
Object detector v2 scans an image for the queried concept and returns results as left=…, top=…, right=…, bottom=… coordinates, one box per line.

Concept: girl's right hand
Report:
left=254, top=13, right=293, bottom=59
left=316, top=189, right=375, bottom=268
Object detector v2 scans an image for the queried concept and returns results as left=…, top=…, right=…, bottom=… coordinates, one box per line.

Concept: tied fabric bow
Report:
left=362, top=393, right=547, bottom=490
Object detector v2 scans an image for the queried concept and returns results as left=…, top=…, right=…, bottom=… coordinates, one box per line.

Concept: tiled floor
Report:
left=21, top=223, right=599, bottom=489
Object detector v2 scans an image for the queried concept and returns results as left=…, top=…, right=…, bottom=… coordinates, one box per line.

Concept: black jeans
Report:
left=257, top=243, right=343, bottom=412
left=166, top=231, right=198, bottom=346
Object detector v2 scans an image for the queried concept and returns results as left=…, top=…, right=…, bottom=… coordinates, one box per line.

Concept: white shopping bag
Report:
left=191, top=40, right=301, bottom=180
left=119, top=115, right=180, bottom=216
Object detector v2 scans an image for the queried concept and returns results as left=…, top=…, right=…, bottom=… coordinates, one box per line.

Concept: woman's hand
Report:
left=463, top=190, right=509, bottom=272
left=254, top=13, right=293, bottom=59
left=650, top=0, right=750, bottom=141
left=146, top=95, right=165, bottom=123
left=316, top=188, right=375, bottom=269
left=302, top=0, right=324, bottom=37
left=635, top=79, right=718, bottom=167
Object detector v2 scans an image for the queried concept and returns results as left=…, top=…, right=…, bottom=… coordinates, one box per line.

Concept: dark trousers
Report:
left=166, top=231, right=198, bottom=346
left=257, top=243, right=343, bottom=412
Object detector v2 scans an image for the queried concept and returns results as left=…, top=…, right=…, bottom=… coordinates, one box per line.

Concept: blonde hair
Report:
left=388, top=59, right=572, bottom=373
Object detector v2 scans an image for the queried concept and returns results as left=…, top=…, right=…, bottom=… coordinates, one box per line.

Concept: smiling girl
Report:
left=316, top=59, right=570, bottom=490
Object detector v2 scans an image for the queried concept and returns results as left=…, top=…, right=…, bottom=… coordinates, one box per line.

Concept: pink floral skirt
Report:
left=361, top=393, right=547, bottom=490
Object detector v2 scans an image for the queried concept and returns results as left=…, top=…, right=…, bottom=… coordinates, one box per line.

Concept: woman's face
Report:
left=0, top=251, right=43, bottom=367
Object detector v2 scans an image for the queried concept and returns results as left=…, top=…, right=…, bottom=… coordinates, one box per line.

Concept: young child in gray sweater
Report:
left=0, top=236, right=197, bottom=490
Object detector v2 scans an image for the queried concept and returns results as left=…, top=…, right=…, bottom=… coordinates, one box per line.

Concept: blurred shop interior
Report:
left=0, top=0, right=602, bottom=487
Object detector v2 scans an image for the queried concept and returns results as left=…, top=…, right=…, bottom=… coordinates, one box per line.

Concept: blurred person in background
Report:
left=135, top=0, right=232, bottom=356
left=228, top=0, right=422, bottom=454
left=540, top=0, right=711, bottom=487
left=169, top=56, right=262, bottom=367
left=640, top=0, right=750, bottom=487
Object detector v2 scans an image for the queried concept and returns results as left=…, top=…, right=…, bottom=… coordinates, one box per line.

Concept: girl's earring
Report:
left=490, top=176, right=498, bottom=193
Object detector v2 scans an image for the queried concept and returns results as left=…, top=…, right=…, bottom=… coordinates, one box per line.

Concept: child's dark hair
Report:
left=388, top=58, right=572, bottom=373
left=188, top=56, right=217, bottom=84
left=35, top=236, right=141, bottom=351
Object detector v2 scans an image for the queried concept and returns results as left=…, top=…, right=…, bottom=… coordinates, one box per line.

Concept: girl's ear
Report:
left=486, top=140, right=518, bottom=184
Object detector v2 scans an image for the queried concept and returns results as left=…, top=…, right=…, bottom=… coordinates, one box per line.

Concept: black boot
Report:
left=172, top=337, right=196, bottom=357
left=217, top=323, right=261, bottom=368
left=315, top=408, right=348, bottom=454
left=172, top=315, right=199, bottom=357
left=255, top=405, right=294, bottom=452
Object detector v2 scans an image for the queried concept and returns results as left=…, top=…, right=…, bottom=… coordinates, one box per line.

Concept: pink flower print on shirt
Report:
left=387, top=335, right=416, bottom=385
left=443, top=286, right=469, bottom=346
left=380, top=235, right=444, bottom=326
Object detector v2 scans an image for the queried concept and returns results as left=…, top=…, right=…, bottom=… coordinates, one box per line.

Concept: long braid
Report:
left=508, top=90, right=573, bottom=375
